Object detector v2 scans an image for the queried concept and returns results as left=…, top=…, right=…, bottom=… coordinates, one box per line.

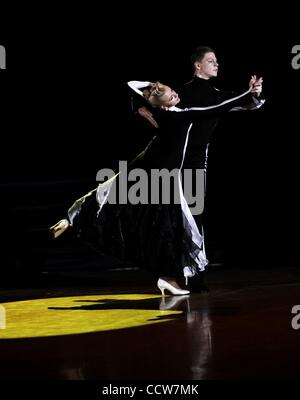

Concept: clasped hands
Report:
left=249, top=75, right=263, bottom=97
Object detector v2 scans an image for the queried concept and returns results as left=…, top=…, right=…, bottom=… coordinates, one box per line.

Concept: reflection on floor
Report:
left=1, top=265, right=300, bottom=380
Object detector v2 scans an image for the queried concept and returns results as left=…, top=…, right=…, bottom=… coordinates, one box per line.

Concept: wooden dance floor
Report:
left=1, top=265, right=300, bottom=381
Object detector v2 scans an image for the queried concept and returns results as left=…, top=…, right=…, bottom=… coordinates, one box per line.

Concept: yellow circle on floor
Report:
left=0, top=294, right=183, bottom=339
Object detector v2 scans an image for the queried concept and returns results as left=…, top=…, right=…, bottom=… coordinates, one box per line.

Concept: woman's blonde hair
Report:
left=143, top=82, right=166, bottom=107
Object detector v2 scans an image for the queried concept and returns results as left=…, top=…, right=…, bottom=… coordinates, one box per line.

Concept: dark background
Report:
left=1, top=8, right=300, bottom=278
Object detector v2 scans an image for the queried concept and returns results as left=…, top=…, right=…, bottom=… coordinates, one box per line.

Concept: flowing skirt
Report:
left=66, top=127, right=208, bottom=278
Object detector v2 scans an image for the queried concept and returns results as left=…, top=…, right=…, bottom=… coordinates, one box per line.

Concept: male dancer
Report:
left=179, top=46, right=263, bottom=292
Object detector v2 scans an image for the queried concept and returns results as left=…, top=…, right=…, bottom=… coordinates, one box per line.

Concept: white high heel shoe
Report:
left=49, top=219, right=70, bottom=239
left=157, top=278, right=190, bottom=296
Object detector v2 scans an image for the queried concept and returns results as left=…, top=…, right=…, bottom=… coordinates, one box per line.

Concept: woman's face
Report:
left=150, top=85, right=180, bottom=108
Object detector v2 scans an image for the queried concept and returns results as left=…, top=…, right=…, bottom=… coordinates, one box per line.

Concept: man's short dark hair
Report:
left=191, top=46, right=215, bottom=64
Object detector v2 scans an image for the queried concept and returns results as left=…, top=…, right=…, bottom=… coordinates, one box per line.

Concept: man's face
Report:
left=195, top=52, right=219, bottom=79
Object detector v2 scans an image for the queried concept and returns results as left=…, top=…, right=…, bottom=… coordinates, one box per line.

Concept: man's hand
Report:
left=138, top=106, right=159, bottom=128
left=249, top=75, right=263, bottom=97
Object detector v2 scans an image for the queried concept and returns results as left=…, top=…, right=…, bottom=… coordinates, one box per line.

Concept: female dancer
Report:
left=50, top=80, right=262, bottom=295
